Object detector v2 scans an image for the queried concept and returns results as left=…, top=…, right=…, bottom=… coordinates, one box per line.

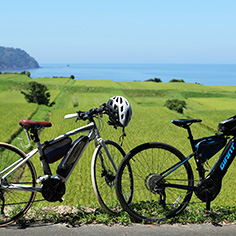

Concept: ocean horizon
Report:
left=2, top=63, right=236, bottom=86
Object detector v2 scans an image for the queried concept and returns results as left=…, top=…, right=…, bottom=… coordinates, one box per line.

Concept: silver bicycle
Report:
left=0, top=96, right=133, bottom=227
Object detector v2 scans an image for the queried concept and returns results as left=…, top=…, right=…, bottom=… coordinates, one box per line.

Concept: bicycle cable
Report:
left=119, top=127, right=126, bottom=146
left=95, top=115, right=104, bottom=134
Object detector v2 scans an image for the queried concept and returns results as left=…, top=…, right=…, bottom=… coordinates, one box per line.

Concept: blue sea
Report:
left=3, top=63, right=236, bottom=86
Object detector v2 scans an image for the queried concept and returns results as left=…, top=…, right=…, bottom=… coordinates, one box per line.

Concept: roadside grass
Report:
left=16, top=203, right=236, bottom=227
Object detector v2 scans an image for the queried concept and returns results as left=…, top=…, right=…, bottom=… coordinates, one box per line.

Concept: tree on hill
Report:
left=146, top=78, right=162, bottom=83
left=169, top=79, right=185, bottom=83
left=21, top=82, right=52, bottom=106
left=164, top=99, right=187, bottom=113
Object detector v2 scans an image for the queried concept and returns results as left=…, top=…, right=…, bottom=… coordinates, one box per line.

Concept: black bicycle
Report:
left=116, top=115, right=236, bottom=222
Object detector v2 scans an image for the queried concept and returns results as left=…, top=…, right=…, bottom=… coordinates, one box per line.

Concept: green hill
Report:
left=0, top=46, right=39, bottom=70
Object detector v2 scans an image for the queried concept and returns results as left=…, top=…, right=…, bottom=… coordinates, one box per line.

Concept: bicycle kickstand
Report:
left=205, top=190, right=213, bottom=215
left=204, top=190, right=223, bottom=226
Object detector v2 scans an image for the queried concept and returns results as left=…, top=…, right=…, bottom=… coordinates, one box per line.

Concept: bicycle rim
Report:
left=91, top=140, right=133, bottom=214
left=0, top=143, right=37, bottom=227
left=116, top=142, right=194, bottom=222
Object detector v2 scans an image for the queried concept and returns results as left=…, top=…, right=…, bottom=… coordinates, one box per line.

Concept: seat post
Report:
left=31, top=128, right=52, bottom=176
left=31, top=129, right=40, bottom=143
left=186, top=126, right=196, bottom=152
left=171, top=118, right=201, bottom=153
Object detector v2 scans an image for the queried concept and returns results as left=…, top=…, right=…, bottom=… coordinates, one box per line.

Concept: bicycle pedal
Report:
left=205, top=210, right=215, bottom=215
left=0, top=214, right=6, bottom=219
left=36, top=175, right=50, bottom=183
left=36, top=178, right=41, bottom=184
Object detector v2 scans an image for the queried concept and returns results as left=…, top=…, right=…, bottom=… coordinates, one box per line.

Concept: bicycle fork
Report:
left=96, top=139, right=118, bottom=171
left=95, top=139, right=118, bottom=187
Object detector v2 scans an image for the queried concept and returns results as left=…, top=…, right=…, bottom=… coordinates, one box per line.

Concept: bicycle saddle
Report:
left=172, top=119, right=202, bottom=128
left=19, top=120, right=52, bottom=130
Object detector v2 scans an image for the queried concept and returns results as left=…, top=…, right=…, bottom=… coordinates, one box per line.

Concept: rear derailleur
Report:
left=145, top=173, right=166, bottom=207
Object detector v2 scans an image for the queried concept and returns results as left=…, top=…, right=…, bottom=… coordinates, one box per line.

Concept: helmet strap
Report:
left=119, top=127, right=126, bottom=146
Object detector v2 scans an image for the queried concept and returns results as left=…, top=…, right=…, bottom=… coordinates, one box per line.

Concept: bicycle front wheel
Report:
left=91, top=140, right=133, bottom=215
left=116, top=142, right=194, bottom=222
left=0, top=142, right=37, bottom=227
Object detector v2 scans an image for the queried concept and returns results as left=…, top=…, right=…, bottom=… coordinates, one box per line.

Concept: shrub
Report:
left=146, top=78, right=162, bottom=83
left=20, top=71, right=31, bottom=77
left=164, top=99, right=187, bottom=113
left=169, top=79, right=185, bottom=83
left=21, top=81, right=51, bottom=106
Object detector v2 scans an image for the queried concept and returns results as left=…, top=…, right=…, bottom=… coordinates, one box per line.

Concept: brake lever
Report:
left=83, top=114, right=89, bottom=120
left=75, top=111, right=83, bottom=122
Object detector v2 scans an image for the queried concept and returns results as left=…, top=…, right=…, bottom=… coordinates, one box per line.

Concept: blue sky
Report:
left=1, top=0, right=236, bottom=64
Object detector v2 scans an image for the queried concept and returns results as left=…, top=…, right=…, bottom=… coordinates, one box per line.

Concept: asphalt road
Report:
left=1, top=223, right=236, bottom=236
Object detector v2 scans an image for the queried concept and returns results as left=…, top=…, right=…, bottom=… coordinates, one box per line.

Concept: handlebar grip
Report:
left=64, top=113, right=78, bottom=119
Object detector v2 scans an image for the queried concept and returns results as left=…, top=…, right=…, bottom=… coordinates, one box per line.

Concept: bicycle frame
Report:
left=162, top=132, right=236, bottom=195
left=0, top=119, right=117, bottom=193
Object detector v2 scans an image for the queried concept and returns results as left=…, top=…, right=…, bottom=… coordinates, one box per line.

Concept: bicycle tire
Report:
left=0, top=142, right=37, bottom=227
left=116, top=142, right=194, bottom=222
left=91, top=140, right=133, bottom=215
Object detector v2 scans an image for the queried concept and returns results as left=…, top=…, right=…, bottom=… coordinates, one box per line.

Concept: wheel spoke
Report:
left=116, top=142, right=194, bottom=222
left=0, top=143, right=37, bottom=227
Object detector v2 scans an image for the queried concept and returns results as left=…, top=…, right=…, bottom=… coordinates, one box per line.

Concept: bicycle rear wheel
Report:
left=0, top=143, right=37, bottom=227
left=91, top=140, right=133, bottom=214
left=116, top=142, right=194, bottom=222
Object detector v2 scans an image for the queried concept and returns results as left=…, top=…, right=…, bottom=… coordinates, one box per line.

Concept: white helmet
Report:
left=107, top=96, right=132, bottom=127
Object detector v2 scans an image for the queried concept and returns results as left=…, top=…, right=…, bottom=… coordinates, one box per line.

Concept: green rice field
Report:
left=1, top=73, right=236, bottom=209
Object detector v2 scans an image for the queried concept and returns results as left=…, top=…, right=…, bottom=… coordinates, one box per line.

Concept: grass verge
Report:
left=15, top=203, right=236, bottom=228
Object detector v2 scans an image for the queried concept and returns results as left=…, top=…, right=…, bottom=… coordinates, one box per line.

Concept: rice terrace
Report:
left=1, top=73, right=236, bottom=225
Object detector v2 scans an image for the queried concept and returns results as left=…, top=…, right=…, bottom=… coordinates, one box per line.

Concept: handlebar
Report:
left=64, top=103, right=107, bottom=121
left=64, top=113, right=78, bottom=119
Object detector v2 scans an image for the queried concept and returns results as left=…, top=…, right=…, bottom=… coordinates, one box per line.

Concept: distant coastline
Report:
left=1, top=63, right=236, bottom=86
left=0, top=46, right=39, bottom=70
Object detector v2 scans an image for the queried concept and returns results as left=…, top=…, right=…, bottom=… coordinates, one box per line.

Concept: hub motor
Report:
left=195, top=178, right=221, bottom=202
